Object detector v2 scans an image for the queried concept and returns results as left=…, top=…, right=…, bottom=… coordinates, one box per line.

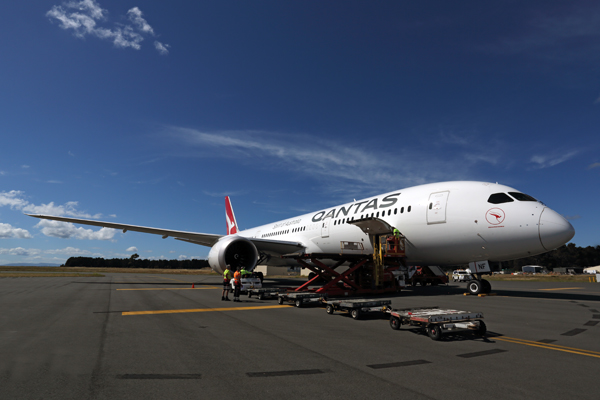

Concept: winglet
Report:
left=225, top=196, right=238, bottom=235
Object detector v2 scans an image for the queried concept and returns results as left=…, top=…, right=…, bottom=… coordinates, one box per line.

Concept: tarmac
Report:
left=1, top=274, right=599, bottom=399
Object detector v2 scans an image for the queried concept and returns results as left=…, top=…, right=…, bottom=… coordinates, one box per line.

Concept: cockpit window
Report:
left=487, top=193, right=514, bottom=204
left=508, top=192, right=537, bottom=202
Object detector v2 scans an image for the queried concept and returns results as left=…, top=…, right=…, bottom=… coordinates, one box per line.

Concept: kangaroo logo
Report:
left=485, top=208, right=505, bottom=225
left=226, top=214, right=236, bottom=234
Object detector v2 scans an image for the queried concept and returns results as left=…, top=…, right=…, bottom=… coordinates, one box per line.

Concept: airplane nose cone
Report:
left=538, top=208, right=575, bottom=251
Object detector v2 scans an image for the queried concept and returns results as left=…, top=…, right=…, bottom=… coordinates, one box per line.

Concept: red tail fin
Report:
left=225, top=196, right=238, bottom=235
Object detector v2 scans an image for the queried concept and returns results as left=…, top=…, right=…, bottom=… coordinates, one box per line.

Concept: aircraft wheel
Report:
left=351, top=309, right=361, bottom=320
left=326, top=304, right=334, bottom=314
left=277, top=296, right=284, bottom=305
left=295, top=299, right=303, bottom=308
left=481, top=279, right=492, bottom=294
left=467, top=279, right=482, bottom=295
left=390, top=316, right=401, bottom=330
left=427, top=324, right=442, bottom=341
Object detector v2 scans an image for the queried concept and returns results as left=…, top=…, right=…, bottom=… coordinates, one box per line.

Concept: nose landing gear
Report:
left=466, top=278, right=491, bottom=295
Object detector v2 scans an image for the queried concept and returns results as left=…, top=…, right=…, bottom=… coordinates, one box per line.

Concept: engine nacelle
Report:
left=207, top=235, right=259, bottom=275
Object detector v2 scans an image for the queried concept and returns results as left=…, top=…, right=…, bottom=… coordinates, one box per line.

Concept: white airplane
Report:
left=28, top=181, right=574, bottom=294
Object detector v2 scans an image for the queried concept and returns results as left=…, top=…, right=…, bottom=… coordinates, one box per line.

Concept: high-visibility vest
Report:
left=233, top=271, right=241, bottom=285
left=223, top=269, right=231, bottom=280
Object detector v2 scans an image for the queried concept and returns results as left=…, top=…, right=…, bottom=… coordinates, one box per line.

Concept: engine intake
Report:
left=207, top=235, right=259, bottom=274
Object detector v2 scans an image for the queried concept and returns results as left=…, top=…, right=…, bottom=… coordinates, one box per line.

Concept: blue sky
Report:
left=0, top=0, right=598, bottom=265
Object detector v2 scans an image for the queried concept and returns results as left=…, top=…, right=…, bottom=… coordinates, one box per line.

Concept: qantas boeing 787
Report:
left=29, top=181, right=574, bottom=294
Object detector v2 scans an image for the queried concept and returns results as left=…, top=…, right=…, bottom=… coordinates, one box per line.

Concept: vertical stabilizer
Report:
left=225, top=196, right=238, bottom=235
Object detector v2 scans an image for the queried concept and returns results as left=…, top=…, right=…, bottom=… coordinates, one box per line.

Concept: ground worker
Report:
left=233, top=268, right=242, bottom=302
left=221, top=265, right=232, bottom=301
left=390, top=228, right=401, bottom=253
left=240, top=266, right=252, bottom=277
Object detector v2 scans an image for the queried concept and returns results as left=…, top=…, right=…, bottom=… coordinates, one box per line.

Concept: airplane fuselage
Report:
left=235, top=181, right=574, bottom=267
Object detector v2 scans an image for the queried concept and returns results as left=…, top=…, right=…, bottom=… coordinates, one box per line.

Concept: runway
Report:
left=1, top=274, right=599, bottom=399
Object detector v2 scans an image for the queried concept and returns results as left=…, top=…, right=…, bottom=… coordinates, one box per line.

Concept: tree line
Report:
left=64, top=256, right=210, bottom=269
left=63, top=243, right=600, bottom=271
left=500, top=243, right=600, bottom=271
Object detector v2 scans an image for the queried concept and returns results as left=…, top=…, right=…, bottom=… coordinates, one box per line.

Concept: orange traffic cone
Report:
left=192, top=283, right=195, bottom=289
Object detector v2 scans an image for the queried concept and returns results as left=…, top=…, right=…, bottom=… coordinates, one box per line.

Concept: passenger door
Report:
left=427, top=191, right=449, bottom=224
left=321, top=219, right=330, bottom=238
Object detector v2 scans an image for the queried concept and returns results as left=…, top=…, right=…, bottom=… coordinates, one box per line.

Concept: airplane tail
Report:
left=225, top=196, right=238, bottom=235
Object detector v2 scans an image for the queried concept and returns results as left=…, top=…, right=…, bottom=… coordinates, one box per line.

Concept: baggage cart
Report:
left=324, top=298, right=392, bottom=320
left=389, top=306, right=485, bottom=340
left=277, top=292, right=323, bottom=307
left=247, top=287, right=286, bottom=300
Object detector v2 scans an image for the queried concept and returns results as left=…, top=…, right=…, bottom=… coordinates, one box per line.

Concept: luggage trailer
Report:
left=247, top=287, right=287, bottom=300
left=277, top=292, right=323, bottom=307
left=324, top=298, right=392, bottom=320
left=389, top=307, right=486, bottom=341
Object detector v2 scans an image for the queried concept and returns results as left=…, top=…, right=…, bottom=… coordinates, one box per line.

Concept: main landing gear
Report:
left=466, top=278, right=491, bottom=295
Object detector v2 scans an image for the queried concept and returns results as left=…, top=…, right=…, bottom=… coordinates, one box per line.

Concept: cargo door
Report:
left=427, top=191, right=449, bottom=224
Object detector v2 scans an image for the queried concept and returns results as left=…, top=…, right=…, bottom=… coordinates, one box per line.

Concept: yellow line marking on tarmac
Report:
left=122, top=305, right=291, bottom=316
left=538, top=287, right=583, bottom=291
left=117, top=287, right=219, bottom=291
left=494, top=336, right=600, bottom=359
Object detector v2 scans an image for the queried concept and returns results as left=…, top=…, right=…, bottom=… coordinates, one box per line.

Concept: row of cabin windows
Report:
left=332, top=206, right=412, bottom=226
left=263, top=229, right=289, bottom=238
left=262, top=226, right=307, bottom=238
left=487, top=192, right=538, bottom=204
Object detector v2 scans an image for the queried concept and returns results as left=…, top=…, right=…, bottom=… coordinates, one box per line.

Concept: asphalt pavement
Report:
left=1, top=274, right=599, bottom=400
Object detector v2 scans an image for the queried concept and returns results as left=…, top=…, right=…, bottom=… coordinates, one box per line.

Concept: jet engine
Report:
left=207, top=235, right=259, bottom=274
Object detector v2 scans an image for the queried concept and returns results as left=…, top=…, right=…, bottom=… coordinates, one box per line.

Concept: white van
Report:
left=452, top=270, right=473, bottom=282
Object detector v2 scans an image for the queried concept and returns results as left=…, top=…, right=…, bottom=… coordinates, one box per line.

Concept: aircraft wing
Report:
left=27, top=214, right=222, bottom=247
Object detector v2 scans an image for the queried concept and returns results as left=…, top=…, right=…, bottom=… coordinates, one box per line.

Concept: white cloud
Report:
left=530, top=150, right=579, bottom=169
left=0, top=246, right=101, bottom=258
left=0, top=190, right=29, bottom=209
left=127, top=7, right=154, bottom=35
left=588, top=162, right=600, bottom=169
left=0, top=190, right=102, bottom=218
left=154, top=41, right=170, bottom=55
left=126, top=246, right=138, bottom=252
left=44, top=247, right=92, bottom=255
left=167, top=127, right=500, bottom=196
left=47, top=1, right=169, bottom=54
left=0, top=223, right=32, bottom=239
left=0, top=247, right=41, bottom=257
left=34, top=220, right=116, bottom=240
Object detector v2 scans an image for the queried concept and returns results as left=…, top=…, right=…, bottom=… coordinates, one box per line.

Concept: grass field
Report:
left=0, top=273, right=105, bottom=278
left=485, top=274, right=597, bottom=283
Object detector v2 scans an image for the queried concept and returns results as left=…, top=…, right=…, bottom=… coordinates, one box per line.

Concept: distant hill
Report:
left=0, top=263, right=61, bottom=267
